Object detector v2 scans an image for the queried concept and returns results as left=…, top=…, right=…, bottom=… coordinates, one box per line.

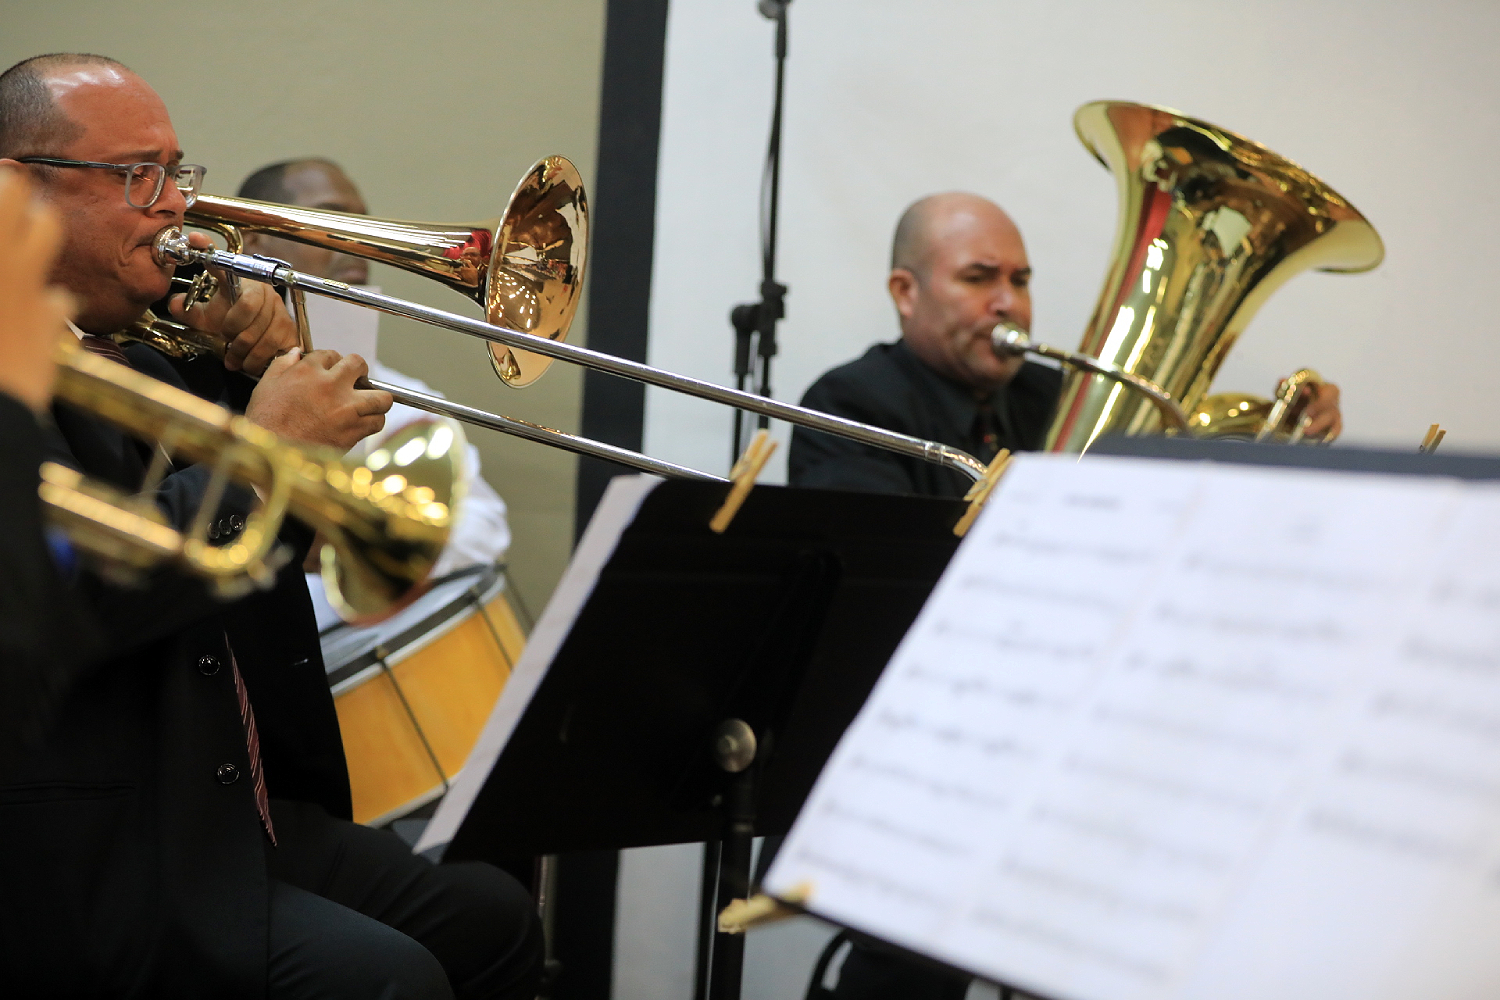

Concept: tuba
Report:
left=1042, top=101, right=1383, bottom=453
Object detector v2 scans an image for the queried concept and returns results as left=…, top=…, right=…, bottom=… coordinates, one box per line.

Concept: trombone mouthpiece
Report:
left=991, top=320, right=1031, bottom=356
left=152, top=227, right=192, bottom=266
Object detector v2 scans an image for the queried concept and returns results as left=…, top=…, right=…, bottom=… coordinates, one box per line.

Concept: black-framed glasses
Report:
left=16, top=157, right=206, bottom=209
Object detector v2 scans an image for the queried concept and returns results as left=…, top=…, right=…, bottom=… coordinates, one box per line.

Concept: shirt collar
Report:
left=891, top=338, right=1002, bottom=435
left=67, top=319, right=86, bottom=341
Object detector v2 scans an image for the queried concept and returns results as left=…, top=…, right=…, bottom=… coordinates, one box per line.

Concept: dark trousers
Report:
left=828, top=938, right=970, bottom=1000
left=266, top=800, right=544, bottom=1000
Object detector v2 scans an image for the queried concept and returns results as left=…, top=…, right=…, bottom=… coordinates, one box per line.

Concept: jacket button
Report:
left=216, top=763, right=240, bottom=785
left=197, top=654, right=221, bottom=676
left=230, top=514, right=245, bottom=532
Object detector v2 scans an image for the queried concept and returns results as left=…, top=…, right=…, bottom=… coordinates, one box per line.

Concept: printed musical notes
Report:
left=766, top=455, right=1500, bottom=1000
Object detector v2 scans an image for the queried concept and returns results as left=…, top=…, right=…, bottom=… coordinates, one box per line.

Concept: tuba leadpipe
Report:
left=148, top=233, right=989, bottom=484
left=46, top=336, right=464, bottom=622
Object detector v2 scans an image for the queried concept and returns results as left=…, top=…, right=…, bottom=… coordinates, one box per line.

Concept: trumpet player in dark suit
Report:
left=0, top=53, right=541, bottom=1000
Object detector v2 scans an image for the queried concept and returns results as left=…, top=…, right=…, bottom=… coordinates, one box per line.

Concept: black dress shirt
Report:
left=788, top=339, right=1062, bottom=497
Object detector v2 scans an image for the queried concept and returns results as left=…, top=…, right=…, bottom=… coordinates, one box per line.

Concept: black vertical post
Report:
left=729, top=0, right=792, bottom=463
left=576, top=0, right=672, bottom=529
left=558, top=2, right=671, bottom=998
left=708, top=770, right=757, bottom=1000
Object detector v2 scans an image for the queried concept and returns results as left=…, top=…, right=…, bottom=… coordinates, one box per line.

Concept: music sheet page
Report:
left=766, top=454, right=1500, bottom=1000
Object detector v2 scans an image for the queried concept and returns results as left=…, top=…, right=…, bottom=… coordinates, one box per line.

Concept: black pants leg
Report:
left=265, top=799, right=544, bottom=1000
left=830, top=938, right=971, bottom=1000
left=267, top=880, right=455, bottom=1000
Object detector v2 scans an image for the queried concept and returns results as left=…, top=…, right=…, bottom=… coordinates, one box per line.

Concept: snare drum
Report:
left=321, top=564, right=526, bottom=825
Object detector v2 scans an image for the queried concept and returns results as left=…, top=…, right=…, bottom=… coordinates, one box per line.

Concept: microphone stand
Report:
left=729, top=0, right=791, bottom=465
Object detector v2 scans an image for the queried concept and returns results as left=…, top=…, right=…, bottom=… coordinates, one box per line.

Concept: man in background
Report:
left=789, top=191, right=1342, bottom=999
left=236, top=157, right=512, bottom=629
left=790, top=191, right=1343, bottom=497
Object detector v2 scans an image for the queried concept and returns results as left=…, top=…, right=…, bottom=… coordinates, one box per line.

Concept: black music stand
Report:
left=436, top=477, right=965, bottom=1000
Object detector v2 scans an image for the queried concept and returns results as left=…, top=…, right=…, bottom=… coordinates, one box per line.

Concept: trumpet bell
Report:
left=186, top=155, right=587, bottom=388
left=1045, top=101, right=1383, bottom=453
left=321, top=417, right=468, bottom=624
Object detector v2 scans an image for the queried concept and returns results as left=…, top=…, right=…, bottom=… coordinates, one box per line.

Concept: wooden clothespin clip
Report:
left=1419, top=424, right=1447, bottom=454
left=710, top=428, right=778, bottom=533
left=717, top=882, right=813, bottom=935
left=953, top=449, right=1012, bottom=538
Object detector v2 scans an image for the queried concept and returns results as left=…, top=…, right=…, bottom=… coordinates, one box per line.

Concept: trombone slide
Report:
left=151, top=230, right=988, bottom=485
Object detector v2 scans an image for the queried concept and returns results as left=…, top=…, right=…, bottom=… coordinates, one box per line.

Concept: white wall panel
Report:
left=646, top=1, right=1500, bottom=483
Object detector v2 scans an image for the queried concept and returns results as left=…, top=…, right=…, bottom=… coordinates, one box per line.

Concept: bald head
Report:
left=0, top=56, right=185, bottom=333
left=886, top=191, right=1032, bottom=393
left=239, top=158, right=370, bottom=284
left=890, top=192, right=1023, bottom=280
left=0, top=54, right=132, bottom=160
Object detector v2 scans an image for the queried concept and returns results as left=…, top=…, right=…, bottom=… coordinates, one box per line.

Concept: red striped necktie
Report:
left=79, top=333, right=133, bottom=367
left=227, top=645, right=277, bottom=846
left=78, top=330, right=277, bottom=845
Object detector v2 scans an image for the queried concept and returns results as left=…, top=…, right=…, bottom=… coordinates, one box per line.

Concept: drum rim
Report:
left=323, top=563, right=509, bottom=691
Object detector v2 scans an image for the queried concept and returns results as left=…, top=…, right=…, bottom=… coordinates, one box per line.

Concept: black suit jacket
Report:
left=0, top=346, right=350, bottom=997
left=788, top=339, right=1062, bottom=497
left=0, top=394, right=101, bottom=777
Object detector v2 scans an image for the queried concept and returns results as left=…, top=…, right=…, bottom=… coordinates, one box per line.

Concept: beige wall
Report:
left=3, top=0, right=608, bottom=612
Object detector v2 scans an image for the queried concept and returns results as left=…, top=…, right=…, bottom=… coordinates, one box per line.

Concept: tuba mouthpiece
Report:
left=991, top=320, right=1031, bottom=356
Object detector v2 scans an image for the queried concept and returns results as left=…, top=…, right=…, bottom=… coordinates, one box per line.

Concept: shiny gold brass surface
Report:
left=1046, top=102, right=1383, bottom=453
left=1191, top=369, right=1327, bottom=443
left=185, top=156, right=587, bottom=387
left=45, top=337, right=463, bottom=622
left=115, top=309, right=225, bottom=359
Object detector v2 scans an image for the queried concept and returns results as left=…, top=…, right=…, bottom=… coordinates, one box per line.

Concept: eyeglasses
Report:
left=15, top=157, right=207, bottom=209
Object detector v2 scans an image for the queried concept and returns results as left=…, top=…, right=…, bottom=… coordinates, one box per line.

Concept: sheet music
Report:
left=415, top=474, right=663, bottom=854
left=765, top=454, right=1500, bottom=1000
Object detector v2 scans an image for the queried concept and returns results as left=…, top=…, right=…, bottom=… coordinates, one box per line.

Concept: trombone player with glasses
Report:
left=0, top=53, right=542, bottom=1000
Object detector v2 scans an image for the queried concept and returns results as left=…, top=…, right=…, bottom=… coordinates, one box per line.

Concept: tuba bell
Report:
left=1043, top=101, right=1383, bottom=453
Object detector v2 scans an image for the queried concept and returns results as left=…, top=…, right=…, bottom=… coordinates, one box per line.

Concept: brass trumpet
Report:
left=44, top=336, right=465, bottom=623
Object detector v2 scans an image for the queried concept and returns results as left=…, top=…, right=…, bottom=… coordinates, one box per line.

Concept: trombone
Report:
left=44, top=336, right=465, bottom=623
left=151, top=156, right=988, bottom=485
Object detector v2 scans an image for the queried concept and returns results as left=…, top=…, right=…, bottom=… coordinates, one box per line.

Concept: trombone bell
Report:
left=187, top=156, right=587, bottom=388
